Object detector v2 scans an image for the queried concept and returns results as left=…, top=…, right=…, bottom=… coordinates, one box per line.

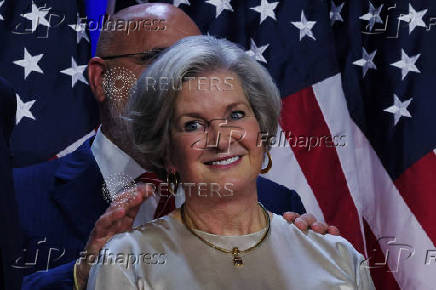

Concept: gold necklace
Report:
left=180, top=202, right=270, bottom=267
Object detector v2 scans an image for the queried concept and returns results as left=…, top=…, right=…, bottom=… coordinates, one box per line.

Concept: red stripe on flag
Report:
left=394, top=150, right=436, bottom=244
left=280, top=87, right=364, bottom=252
left=363, top=219, right=401, bottom=290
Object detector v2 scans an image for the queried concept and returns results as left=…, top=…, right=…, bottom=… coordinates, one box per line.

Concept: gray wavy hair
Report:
left=125, top=35, right=281, bottom=177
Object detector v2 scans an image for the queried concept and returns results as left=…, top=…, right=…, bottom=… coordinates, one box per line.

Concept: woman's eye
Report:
left=184, top=120, right=204, bottom=132
left=229, top=110, right=245, bottom=120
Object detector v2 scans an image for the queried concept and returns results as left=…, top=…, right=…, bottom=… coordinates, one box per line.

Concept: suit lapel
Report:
left=50, top=138, right=109, bottom=241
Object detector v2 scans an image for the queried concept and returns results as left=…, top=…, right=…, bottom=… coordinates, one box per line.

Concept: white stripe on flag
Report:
left=313, top=74, right=436, bottom=289
left=55, top=130, right=96, bottom=158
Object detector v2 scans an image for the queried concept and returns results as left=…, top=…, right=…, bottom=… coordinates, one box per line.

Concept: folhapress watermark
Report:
left=77, top=248, right=166, bottom=269
left=257, top=131, right=346, bottom=151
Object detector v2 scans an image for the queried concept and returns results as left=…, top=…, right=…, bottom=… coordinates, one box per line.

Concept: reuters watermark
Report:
left=257, top=131, right=346, bottom=151
left=144, top=182, right=234, bottom=198
left=102, top=174, right=235, bottom=206
left=143, top=76, right=234, bottom=92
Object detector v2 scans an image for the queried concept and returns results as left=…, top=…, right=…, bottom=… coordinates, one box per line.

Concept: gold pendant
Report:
left=232, top=247, right=243, bottom=267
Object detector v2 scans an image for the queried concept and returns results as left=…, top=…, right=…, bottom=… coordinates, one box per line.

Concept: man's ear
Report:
left=88, top=57, right=107, bottom=103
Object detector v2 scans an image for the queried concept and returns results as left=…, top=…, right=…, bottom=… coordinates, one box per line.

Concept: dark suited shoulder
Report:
left=13, top=138, right=107, bottom=281
left=0, top=78, right=21, bottom=290
left=256, top=176, right=306, bottom=215
left=13, top=158, right=64, bottom=235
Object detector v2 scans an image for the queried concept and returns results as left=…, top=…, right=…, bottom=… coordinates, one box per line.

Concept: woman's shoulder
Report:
left=271, top=214, right=374, bottom=289
left=272, top=213, right=364, bottom=262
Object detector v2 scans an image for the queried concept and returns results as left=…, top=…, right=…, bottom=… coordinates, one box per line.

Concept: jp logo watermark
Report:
left=11, top=2, right=66, bottom=38
left=11, top=237, right=66, bottom=272
left=189, top=119, right=246, bottom=154
left=361, top=236, right=415, bottom=273
left=357, top=3, right=436, bottom=38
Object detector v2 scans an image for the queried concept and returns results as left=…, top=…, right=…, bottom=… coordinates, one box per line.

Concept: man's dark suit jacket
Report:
left=0, top=77, right=24, bottom=290
left=14, top=138, right=305, bottom=289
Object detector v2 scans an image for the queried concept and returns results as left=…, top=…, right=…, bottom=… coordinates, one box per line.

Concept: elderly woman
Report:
left=87, top=36, right=375, bottom=289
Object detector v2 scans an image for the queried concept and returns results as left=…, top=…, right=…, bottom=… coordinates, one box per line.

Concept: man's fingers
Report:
left=88, top=183, right=157, bottom=254
left=119, top=216, right=135, bottom=232
left=282, top=212, right=300, bottom=223
left=136, top=182, right=155, bottom=198
left=119, top=183, right=156, bottom=219
left=111, top=215, right=134, bottom=233
left=111, top=183, right=154, bottom=210
left=327, top=225, right=341, bottom=236
left=112, top=188, right=136, bottom=203
left=93, top=208, right=128, bottom=240
left=298, top=213, right=317, bottom=226
left=310, top=222, right=328, bottom=234
left=286, top=212, right=341, bottom=236
left=95, top=208, right=125, bottom=231
left=294, top=217, right=309, bottom=231
left=122, top=188, right=152, bottom=219
left=125, top=202, right=143, bottom=220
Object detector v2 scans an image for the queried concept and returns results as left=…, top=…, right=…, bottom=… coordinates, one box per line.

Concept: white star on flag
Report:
left=398, top=4, right=427, bottom=34
left=384, top=94, right=412, bottom=126
left=69, top=14, right=90, bottom=43
left=291, top=11, right=317, bottom=41
left=359, top=1, right=383, bottom=31
left=0, top=0, right=5, bottom=21
left=391, top=49, right=421, bottom=80
left=246, top=38, right=269, bottom=63
left=16, top=93, right=36, bottom=125
left=13, top=48, right=44, bottom=80
left=173, top=0, right=190, bottom=7
left=352, top=48, right=377, bottom=77
left=60, top=58, right=88, bottom=87
left=330, top=1, right=344, bottom=25
left=250, top=0, right=279, bottom=24
left=20, top=1, right=51, bottom=32
left=205, top=0, right=233, bottom=18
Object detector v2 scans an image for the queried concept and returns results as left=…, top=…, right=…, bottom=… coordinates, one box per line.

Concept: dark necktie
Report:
left=135, top=172, right=175, bottom=219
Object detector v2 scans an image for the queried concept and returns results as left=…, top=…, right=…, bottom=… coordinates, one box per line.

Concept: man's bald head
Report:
left=88, top=3, right=200, bottom=169
left=96, top=3, right=201, bottom=58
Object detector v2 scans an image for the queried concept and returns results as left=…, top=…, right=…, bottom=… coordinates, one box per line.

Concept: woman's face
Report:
left=169, top=70, right=264, bottom=196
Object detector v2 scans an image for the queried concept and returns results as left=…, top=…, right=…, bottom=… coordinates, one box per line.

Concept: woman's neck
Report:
left=178, top=193, right=268, bottom=236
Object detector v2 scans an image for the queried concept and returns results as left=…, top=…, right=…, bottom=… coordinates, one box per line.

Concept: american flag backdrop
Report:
left=0, top=0, right=100, bottom=167
left=1, top=0, right=435, bottom=289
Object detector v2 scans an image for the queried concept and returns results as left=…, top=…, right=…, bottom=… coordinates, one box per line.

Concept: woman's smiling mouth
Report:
left=204, top=155, right=242, bottom=167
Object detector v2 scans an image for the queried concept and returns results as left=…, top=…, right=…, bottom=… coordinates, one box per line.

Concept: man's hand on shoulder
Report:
left=74, top=183, right=154, bottom=289
left=282, top=212, right=340, bottom=235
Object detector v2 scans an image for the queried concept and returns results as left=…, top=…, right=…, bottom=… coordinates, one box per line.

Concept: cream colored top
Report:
left=88, top=214, right=375, bottom=290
